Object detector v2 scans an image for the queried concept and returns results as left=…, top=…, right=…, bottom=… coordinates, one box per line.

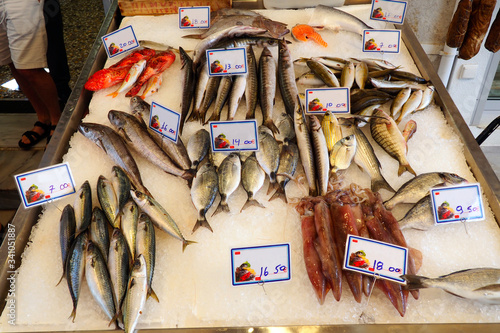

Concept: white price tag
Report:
left=344, top=235, right=407, bottom=284
left=206, top=48, right=247, bottom=76
left=305, top=88, right=350, bottom=114
left=15, top=163, right=76, bottom=208
left=430, top=183, right=485, bottom=224
left=231, top=243, right=291, bottom=285
left=370, top=0, right=407, bottom=24
left=362, top=29, right=401, bottom=53
left=209, top=120, right=258, bottom=152
left=149, top=101, right=180, bottom=143
left=102, top=25, right=139, bottom=58
left=179, top=6, right=210, bottom=29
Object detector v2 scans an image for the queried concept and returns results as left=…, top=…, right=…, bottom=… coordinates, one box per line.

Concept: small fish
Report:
left=58, top=204, right=76, bottom=285
left=258, top=47, right=280, bottom=135
left=187, top=129, right=210, bottom=171
left=107, top=59, right=147, bottom=98
left=330, top=134, right=357, bottom=174
left=276, top=112, right=295, bottom=143
left=123, top=255, right=148, bottom=333
left=227, top=74, right=247, bottom=121
left=321, top=111, right=342, bottom=152
left=179, top=46, right=195, bottom=133
left=121, top=199, right=139, bottom=261
left=213, top=153, right=241, bottom=215
left=296, top=72, right=326, bottom=87
left=74, top=180, right=92, bottom=235
left=390, top=87, right=411, bottom=118
left=256, top=126, right=281, bottom=193
left=392, top=70, right=427, bottom=83
left=130, top=96, right=150, bottom=118
left=416, top=85, right=435, bottom=111
left=245, top=45, right=258, bottom=119
left=108, top=228, right=129, bottom=312
left=188, top=62, right=210, bottom=122
left=89, top=207, right=110, bottom=263
left=136, top=213, right=158, bottom=302
left=398, top=195, right=434, bottom=231
left=270, top=142, right=299, bottom=203
left=97, top=175, right=120, bottom=229
left=191, top=163, right=218, bottom=233
left=278, top=39, right=300, bottom=118
left=66, top=231, right=88, bottom=322
left=207, top=75, right=233, bottom=123
left=241, top=154, right=266, bottom=212
left=198, top=76, right=222, bottom=124
left=402, top=120, right=417, bottom=142
left=403, top=268, right=500, bottom=304
left=139, top=73, right=162, bottom=100
left=111, top=166, right=131, bottom=213
left=294, top=101, right=317, bottom=196
left=355, top=61, right=368, bottom=89
left=306, top=58, right=340, bottom=87
left=340, top=61, right=355, bottom=88
left=396, top=89, right=423, bottom=124
left=309, top=116, right=330, bottom=196
left=370, top=77, right=417, bottom=89
left=291, top=24, right=328, bottom=47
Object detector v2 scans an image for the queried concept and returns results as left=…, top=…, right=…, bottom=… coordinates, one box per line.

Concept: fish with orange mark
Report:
left=291, top=24, right=328, bottom=47
left=140, top=73, right=163, bottom=100
left=107, top=59, right=147, bottom=98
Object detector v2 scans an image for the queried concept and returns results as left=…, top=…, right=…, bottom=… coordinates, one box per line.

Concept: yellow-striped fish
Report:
left=321, top=111, right=342, bottom=152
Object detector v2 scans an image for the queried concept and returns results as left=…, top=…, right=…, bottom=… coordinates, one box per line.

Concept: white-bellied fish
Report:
left=74, top=180, right=92, bottom=235
left=278, top=39, right=300, bottom=118
left=207, top=75, right=233, bottom=123
left=111, top=166, right=131, bottom=212
left=136, top=213, right=158, bottom=302
left=107, top=59, right=147, bottom=98
left=58, top=204, right=76, bottom=285
left=66, top=231, right=88, bottom=322
left=256, top=125, right=280, bottom=192
left=330, top=134, right=357, bottom=174
left=340, top=61, right=355, bottom=88
left=179, top=46, right=195, bottom=133
left=309, top=5, right=373, bottom=35
left=90, top=207, right=110, bottom=263
left=108, top=228, right=129, bottom=311
left=416, top=85, right=435, bottom=111
left=306, top=58, right=340, bottom=87
left=396, top=89, right=423, bottom=124
left=187, top=129, right=210, bottom=171
left=355, top=61, right=368, bottom=89
left=241, top=154, right=266, bottom=211
left=270, top=141, right=299, bottom=203
left=321, top=111, right=342, bottom=152
left=309, top=115, right=330, bottom=196
left=227, top=73, right=247, bottom=120
left=139, top=73, right=162, bottom=100
left=259, top=47, right=279, bottom=134
left=213, top=152, right=241, bottom=215
left=245, top=45, right=258, bottom=119
left=294, top=101, right=317, bottom=196
left=123, top=255, right=148, bottom=333
left=188, top=62, right=210, bottom=123
left=97, top=175, right=121, bottom=229
left=121, top=199, right=139, bottom=261
left=276, top=111, right=295, bottom=143
left=191, top=163, right=218, bottom=233
left=390, top=87, right=411, bottom=118
left=398, top=195, right=434, bottom=231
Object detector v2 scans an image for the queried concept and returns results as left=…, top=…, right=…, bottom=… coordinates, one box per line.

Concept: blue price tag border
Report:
left=15, top=162, right=76, bottom=208
left=231, top=243, right=291, bottom=286
left=305, top=87, right=351, bottom=114
left=206, top=48, right=248, bottom=76
left=102, top=25, right=139, bottom=59
left=209, top=120, right=259, bottom=152
left=369, top=0, right=407, bottom=25
left=362, top=29, right=401, bottom=54
left=149, top=101, right=180, bottom=143
left=430, top=184, right=485, bottom=224
left=178, top=6, right=210, bottom=29
left=344, top=235, right=407, bottom=284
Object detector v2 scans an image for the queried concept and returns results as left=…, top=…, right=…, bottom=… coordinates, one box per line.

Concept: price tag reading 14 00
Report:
left=209, top=120, right=258, bottom=152
left=430, top=183, right=485, bottom=224
left=101, top=25, right=139, bottom=58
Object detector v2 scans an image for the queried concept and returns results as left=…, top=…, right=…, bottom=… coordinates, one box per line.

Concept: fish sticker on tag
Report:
left=209, top=120, right=258, bottom=152
left=363, top=29, right=401, bottom=53
left=15, top=162, right=76, bottom=208
left=305, top=88, right=350, bottom=114
left=149, top=101, right=180, bottom=143
left=370, top=0, right=408, bottom=24
left=430, top=183, right=485, bottom=224
left=179, top=6, right=210, bottom=29
left=102, top=25, right=139, bottom=58
left=231, top=243, right=291, bottom=286
left=344, top=235, right=408, bottom=284
left=207, top=48, right=247, bottom=76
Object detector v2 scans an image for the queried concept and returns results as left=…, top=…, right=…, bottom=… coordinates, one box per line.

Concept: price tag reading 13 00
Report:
left=102, top=25, right=139, bottom=58
left=430, top=183, right=485, bottom=224
left=344, top=235, right=407, bottom=284
left=149, top=102, right=180, bottom=143
left=206, top=48, right=247, bottom=76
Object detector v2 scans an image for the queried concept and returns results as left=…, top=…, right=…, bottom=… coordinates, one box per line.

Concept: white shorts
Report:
left=0, top=0, right=48, bottom=69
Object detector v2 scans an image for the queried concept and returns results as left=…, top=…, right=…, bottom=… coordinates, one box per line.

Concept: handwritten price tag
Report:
left=149, top=101, right=180, bottom=143
left=363, top=29, right=401, bottom=53
left=102, top=25, right=139, bottom=58
left=179, top=6, right=210, bottom=29
left=231, top=243, right=291, bottom=286
left=344, top=235, right=407, bottom=284
left=207, top=48, right=247, bottom=76
left=305, top=88, right=350, bottom=114
left=15, top=162, right=76, bottom=208
left=209, top=120, right=258, bottom=152
left=430, top=183, right=485, bottom=224
left=370, top=0, right=407, bottom=24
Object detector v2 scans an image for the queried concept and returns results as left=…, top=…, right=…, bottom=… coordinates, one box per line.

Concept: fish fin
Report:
left=212, top=201, right=230, bottom=217
left=181, top=170, right=195, bottom=183
left=56, top=270, right=65, bottom=286
left=372, top=177, right=395, bottom=193
left=276, top=172, right=295, bottom=181
left=107, top=91, right=119, bottom=98
left=240, top=198, right=265, bottom=212
left=149, top=287, right=160, bottom=303
left=269, top=186, right=287, bottom=203
left=182, top=239, right=197, bottom=252
left=401, top=274, right=429, bottom=290
left=398, top=163, right=416, bottom=177
left=266, top=181, right=279, bottom=195
left=192, top=216, right=213, bottom=233
left=69, top=307, right=77, bottom=323
left=109, top=308, right=122, bottom=327
left=182, top=34, right=203, bottom=39
left=264, top=119, right=280, bottom=136
left=187, top=109, right=200, bottom=122
left=473, top=284, right=500, bottom=293
left=206, top=111, right=219, bottom=124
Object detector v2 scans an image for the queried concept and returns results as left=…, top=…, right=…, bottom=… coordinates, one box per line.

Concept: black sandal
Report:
left=46, top=124, right=57, bottom=145
left=18, top=121, right=51, bottom=149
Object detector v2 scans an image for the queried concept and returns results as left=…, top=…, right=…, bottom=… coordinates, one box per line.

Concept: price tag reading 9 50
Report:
left=344, top=235, right=407, bottom=284
left=102, top=25, right=139, bottom=58
left=149, top=102, right=180, bottom=143
left=370, top=0, right=407, bottom=24
left=305, top=88, right=350, bottom=114
left=15, top=162, right=76, bottom=208
left=431, top=183, right=485, bottom=224
left=363, top=30, right=401, bottom=53
left=206, top=48, right=247, bottom=76
left=179, top=6, right=210, bottom=29
left=231, top=243, right=291, bottom=286
left=209, top=120, right=258, bottom=152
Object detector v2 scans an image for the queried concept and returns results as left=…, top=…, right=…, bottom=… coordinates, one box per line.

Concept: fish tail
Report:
left=56, top=271, right=65, bottom=286
left=148, top=287, right=160, bottom=303
left=264, top=119, right=280, bottom=136
left=192, top=216, right=213, bottom=233
left=182, top=239, right=197, bottom=252
left=372, top=176, right=395, bottom=193
left=206, top=111, right=219, bottom=125
left=212, top=201, right=230, bottom=216
left=267, top=179, right=279, bottom=195
left=269, top=185, right=287, bottom=203
left=240, top=198, right=265, bottom=212
left=107, top=91, right=119, bottom=98
left=182, top=34, right=203, bottom=39
left=187, top=109, right=200, bottom=122
left=69, top=307, right=77, bottom=323
left=398, top=163, right=416, bottom=177
left=395, top=111, right=406, bottom=124
left=181, top=170, right=195, bottom=183
left=401, top=274, right=429, bottom=290
left=109, top=308, right=122, bottom=327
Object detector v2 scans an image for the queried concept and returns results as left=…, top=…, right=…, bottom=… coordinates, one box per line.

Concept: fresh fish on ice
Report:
left=187, top=129, right=210, bottom=171
left=241, top=154, right=266, bottom=211
left=74, top=180, right=92, bottom=235
left=136, top=213, right=158, bottom=302
left=213, top=152, right=242, bottom=215
left=191, top=162, right=219, bottom=233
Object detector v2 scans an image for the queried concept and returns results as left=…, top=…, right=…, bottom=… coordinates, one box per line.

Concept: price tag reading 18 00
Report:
left=102, top=25, right=139, bottom=58
left=178, top=6, right=210, bottom=29
left=15, top=163, right=76, bottom=208
left=231, top=244, right=291, bottom=286
left=209, top=120, right=258, bottom=152
left=363, top=29, right=401, bottom=53
left=149, top=102, right=180, bottom=143
left=344, top=235, right=408, bottom=284
left=431, top=183, right=485, bottom=224
left=207, top=48, right=247, bottom=76
left=305, top=88, right=350, bottom=114
left=370, top=0, right=407, bottom=24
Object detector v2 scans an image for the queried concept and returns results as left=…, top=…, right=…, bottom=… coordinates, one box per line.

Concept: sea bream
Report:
left=241, top=154, right=266, bottom=211
left=255, top=126, right=281, bottom=190
left=213, top=152, right=242, bottom=215
left=187, top=129, right=211, bottom=172
left=191, top=162, right=219, bottom=233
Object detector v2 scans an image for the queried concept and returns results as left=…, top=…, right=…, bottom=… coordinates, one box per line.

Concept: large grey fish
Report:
left=58, top=204, right=76, bottom=285
left=108, top=110, right=193, bottom=182
left=121, top=199, right=139, bottom=261
left=78, top=122, right=150, bottom=196
left=97, top=175, right=121, bottom=229
left=294, top=101, right=317, bottom=196
left=245, top=45, right=258, bottom=119
left=309, top=5, right=373, bottom=35
left=187, top=129, right=210, bottom=171
left=123, top=255, right=148, bottom=333
left=74, top=180, right=92, bottom=235
left=136, top=213, right=158, bottom=302
left=306, top=58, right=340, bottom=87
left=270, top=141, right=299, bottom=203
left=191, top=162, right=218, bottom=233
left=403, top=268, right=500, bottom=304
left=207, top=75, right=233, bottom=123
left=130, top=190, right=195, bottom=252
left=179, top=46, right=195, bottom=133
left=241, top=154, right=266, bottom=211
left=111, top=166, right=131, bottom=213
left=108, top=228, right=129, bottom=312
left=309, top=115, right=330, bottom=196
left=227, top=74, right=247, bottom=121
left=90, top=207, right=110, bottom=263
left=398, top=195, right=434, bottom=231
left=275, top=111, right=295, bottom=143
left=213, top=152, right=241, bottom=215
left=278, top=39, right=300, bottom=118
left=210, top=8, right=261, bottom=24
left=256, top=125, right=281, bottom=193
left=66, top=231, right=88, bottom=322
left=384, top=172, right=467, bottom=210
left=188, top=62, right=210, bottom=123
left=258, top=46, right=279, bottom=135
left=85, top=241, right=116, bottom=323
left=329, top=134, right=357, bottom=174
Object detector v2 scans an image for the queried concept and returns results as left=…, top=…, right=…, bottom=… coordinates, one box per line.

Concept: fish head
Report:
left=85, top=240, right=98, bottom=263
left=78, top=122, right=105, bottom=141
left=130, top=189, right=147, bottom=205
left=132, top=255, right=147, bottom=277
left=107, top=110, right=127, bottom=128
left=260, top=46, right=272, bottom=58
left=308, top=115, right=321, bottom=131
left=278, top=38, right=291, bottom=57
left=442, top=173, right=468, bottom=185
left=258, top=125, right=273, bottom=136
left=342, top=134, right=357, bottom=147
